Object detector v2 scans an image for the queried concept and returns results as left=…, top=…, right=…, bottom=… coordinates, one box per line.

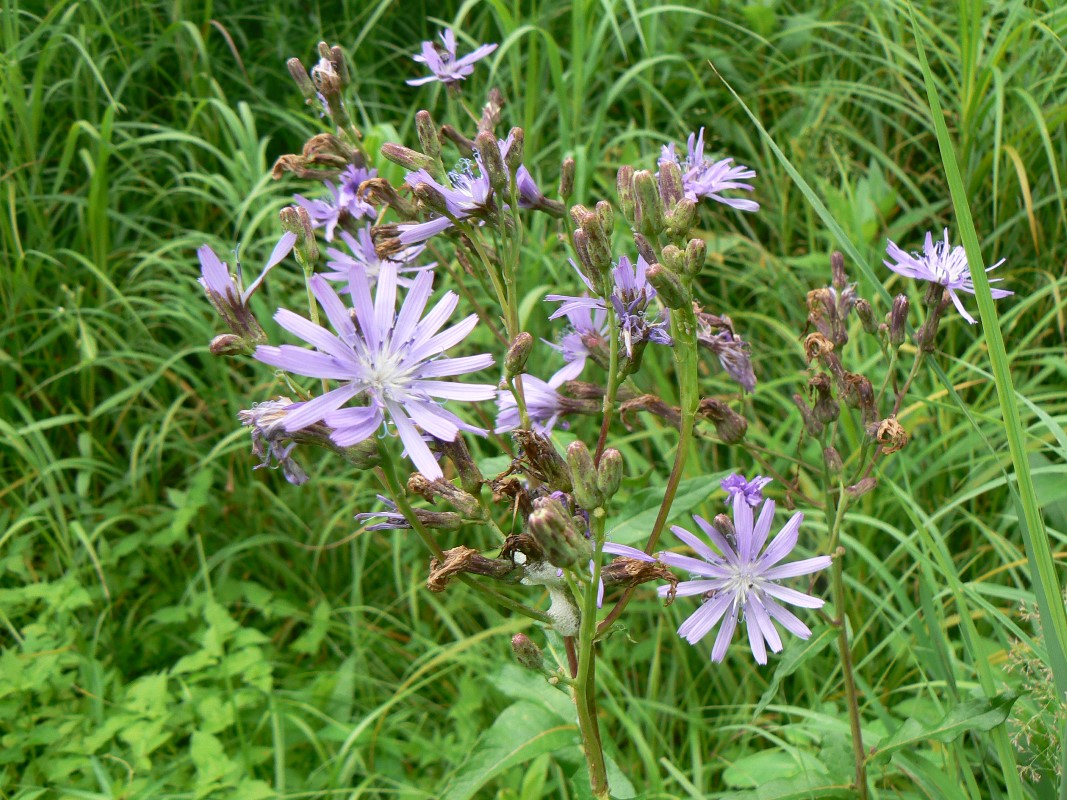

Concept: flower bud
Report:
left=809, top=373, right=839, bottom=424
left=380, top=142, right=435, bottom=172
left=511, top=633, right=544, bottom=671
left=435, top=436, right=483, bottom=494
left=475, top=130, right=508, bottom=195
left=504, top=127, right=524, bottom=175
left=846, top=477, right=878, bottom=499
left=889, top=294, right=908, bottom=348
left=699, top=398, right=748, bottom=444
left=595, top=200, right=614, bottom=237
left=209, top=333, right=247, bottom=356
left=660, top=244, right=684, bottom=275
left=513, top=430, right=572, bottom=492
left=684, top=238, right=706, bottom=277
left=616, top=165, right=635, bottom=223
left=855, top=298, right=878, bottom=334
left=633, top=170, right=665, bottom=238
left=658, top=159, right=684, bottom=210
left=831, top=251, right=848, bottom=291
left=646, top=262, right=688, bottom=310
left=328, top=45, right=351, bottom=87
left=596, top=448, right=623, bottom=500
left=666, top=198, right=696, bottom=239
left=712, top=513, right=736, bottom=540
left=287, top=58, right=316, bottom=99
left=280, top=206, right=319, bottom=268
left=791, top=393, right=824, bottom=437
left=529, top=496, right=588, bottom=568
left=505, top=332, right=534, bottom=378
left=631, top=232, right=658, bottom=267
left=415, top=110, right=441, bottom=163
left=559, top=157, right=576, bottom=200
left=579, top=214, right=613, bottom=274
left=823, top=446, right=843, bottom=476
left=566, top=441, right=603, bottom=510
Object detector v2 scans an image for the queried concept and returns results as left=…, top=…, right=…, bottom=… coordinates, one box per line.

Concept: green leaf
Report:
left=608, top=474, right=723, bottom=545
left=291, top=599, right=331, bottom=654
left=754, top=625, right=836, bottom=717
left=870, top=693, right=1017, bottom=763
left=440, top=701, right=577, bottom=800
left=724, top=750, right=828, bottom=789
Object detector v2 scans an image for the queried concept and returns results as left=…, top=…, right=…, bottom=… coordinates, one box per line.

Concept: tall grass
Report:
left=2, top=0, right=1065, bottom=796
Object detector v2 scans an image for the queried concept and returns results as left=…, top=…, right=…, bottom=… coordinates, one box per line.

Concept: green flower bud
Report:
left=559, top=157, right=576, bottom=200
left=475, top=130, right=508, bottom=195
left=631, top=232, right=658, bottom=266
left=511, top=633, right=544, bottom=671
left=616, top=165, right=635, bottom=223
left=700, top=398, right=748, bottom=444
left=504, top=127, right=524, bottom=175
left=566, top=441, right=603, bottom=510
left=660, top=244, right=684, bottom=275
left=380, top=142, right=435, bottom=172
left=529, top=496, right=587, bottom=568
left=856, top=298, right=878, bottom=334
left=415, top=110, right=442, bottom=163
left=684, top=237, right=706, bottom=277
left=633, top=170, right=665, bottom=239
left=505, top=332, right=534, bottom=378
left=580, top=214, right=613, bottom=274
left=666, top=198, right=696, bottom=239
left=595, top=200, right=614, bottom=237
left=287, top=58, right=316, bottom=99
left=596, top=448, right=623, bottom=500
left=646, top=262, right=689, bottom=310
left=413, top=183, right=450, bottom=217
left=657, top=159, right=684, bottom=210
left=209, top=333, right=248, bottom=357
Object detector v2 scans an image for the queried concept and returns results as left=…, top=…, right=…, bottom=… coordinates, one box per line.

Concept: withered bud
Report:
left=646, top=262, right=689, bottom=310
left=601, top=557, right=679, bottom=600
left=616, top=165, right=635, bottom=222
left=660, top=244, right=684, bottom=275
left=657, top=159, right=684, bottom=210
left=842, top=373, right=876, bottom=420
left=809, top=373, right=839, bottom=424
left=595, top=200, right=614, bottom=237
left=831, top=251, right=848, bottom=290
left=856, top=298, right=878, bottom=334
left=209, top=333, right=247, bottom=356
left=823, top=446, right=843, bottom=476
left=633, top=170, right=665, bottom=238
left=505, top=332, right=534, bottom=378
left=415, top=110, right=442, bottom=163
left=407, top=473, right=483, bottom=518
left=428, top=547, right=518, bottom=593
left=804, top=332, right=835, bottom=364
left=846, top=477, right=878, bottom=499
left=889, top=294, right=909, bottom=348
left=435, top=436, right=483, bottom=494
left=380, top=142, right=435, bottom=172
left=597, top=449, right=624, bottom=500
left=684, top=238, right=706, bottom=277
left=791, top=393, right=824, bottom=437
left=869, top=416, right=909, bottom=454
left=280, top=206, right=319, bottom=267
left=558, top=157, right=576, bottom=200
left=699, top=398, right=748, bottom=444
left=529, top=496, right=588, bottom=568
left=666, top=198, right=697, bottom=239
left=361, top=178, right=416, bottom=218
left=504, top=127, right=524, bottom=175
left=475, top=130, right=508, bottom=194
left=478, top=87, right=505, bottom=134
left=329, top=45, right=351, bottom=87
left=511, top=633, right=544, bottom=671
left=513, top=430, right=572, bottom=492
left=566, top=441, right=603, bottom=510
left=631, top=232, right=658, bottom=267
left=286, top=58, right=316, bottom=98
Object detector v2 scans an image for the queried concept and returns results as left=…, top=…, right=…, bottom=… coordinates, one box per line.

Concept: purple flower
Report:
left=497, top=131, right=545, bottom=208
left=407, top=157, right=493, bottom=218
left=323, top=225, right=433, bottom=288
left=494, top=372, right=567, bottom=434
left=696, top=314, right=757, bottom=392
left=238, top=398, right=309, bottom=485
left=294, top=166, right=377, bottom=242
left=407, top=28, right=497, bottom=86
left=658, top=495, right=831, bottom=664
left=254, top=262, right=495, bottom=479
left=547, top=255, right=671, bottom=358
left=659, top=128, right=758, bottom=212
left=546, top=305, right=609, bottom=383
left=720, top=473, right=772, bottom=507
left=884, top=228, right=1011, bottom=324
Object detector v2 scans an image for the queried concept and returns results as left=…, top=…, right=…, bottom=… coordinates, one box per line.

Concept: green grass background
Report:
left=3, top=0, right=1067, bottom=797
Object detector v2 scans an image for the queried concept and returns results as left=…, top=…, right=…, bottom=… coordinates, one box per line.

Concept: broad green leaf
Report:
left=440, top=701, right=577, bottom=800
left=608, top=474, right=723, bottom=546
left=870, top=693, right=1017, bottom=763
left=754, top=625, right=836, bottom=717
left=724, top=750, right=828, bottom=789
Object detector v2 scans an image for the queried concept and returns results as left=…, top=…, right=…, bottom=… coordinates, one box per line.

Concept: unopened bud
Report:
left=823, top=446, right=843, bottom=476
left=660, top=244, right=684, bottom=275
left=792, top=393, right=824, bottom=438
left=809, top=373, right=839, bottom=424
left=616, top=165, right=635, bottom=222
left=831, top=251, right=848, bottom=291
left=595, top=200, right=614, bottom=236
left=280, top=206, right=319, bottom=268
left=436, top=436, right=483, bottom=494
left=699, top=398, right=748, bottom=444
left=329, top=45, right=351, bottom=87
left=597, top=449, right=624, bottom=500
left=666, top=198, right=696, bottom=239
left=923, top=281, right=945, bottom=308
left=511, top=633, right=544, bottom=671
left=567, top=441, right=603, bottom=510
left=658, top=159, right=684, bottom=210
left=209, top=333, right=247, bottom=356
left=380, top=142, right=434, bottom=172
left=529, top=496, right=587, bottom=568
left=633, top=170, right=665, bottom=238
left=505, top=332, right=534, bottom=378
left=889, top=294, right=908, bottom=348
left=712, top=514, right=736, bottom=540
left=413, top=183, right=450, bottom=217
left=684, top=238, right=706, bottom=277
left=476, top=130, right=508, bottom=194
left=846, top=476, right=877, bottom=499
left=415, top=110, right=441, bottom=163
left=287, top=58, right=316, bottom=99
left=513, top=430, right=572, bottom=492
left=580, top=214, right=613, bottom=274
left=559, top=157, right=575, bottom=200
left=504, top=127, right=524, bottom=175
left=632, top=232, right=658, bottom=267
left=856, top=298, right=877, bottom=334
left=646, top=262, right=688, bottom=309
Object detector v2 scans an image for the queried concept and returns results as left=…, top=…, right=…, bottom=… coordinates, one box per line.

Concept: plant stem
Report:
left=594, top=306, right=621, bottom=464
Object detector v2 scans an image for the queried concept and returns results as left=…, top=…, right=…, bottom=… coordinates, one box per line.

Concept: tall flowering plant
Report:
left=196, top=33, right=1012, bottom=800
